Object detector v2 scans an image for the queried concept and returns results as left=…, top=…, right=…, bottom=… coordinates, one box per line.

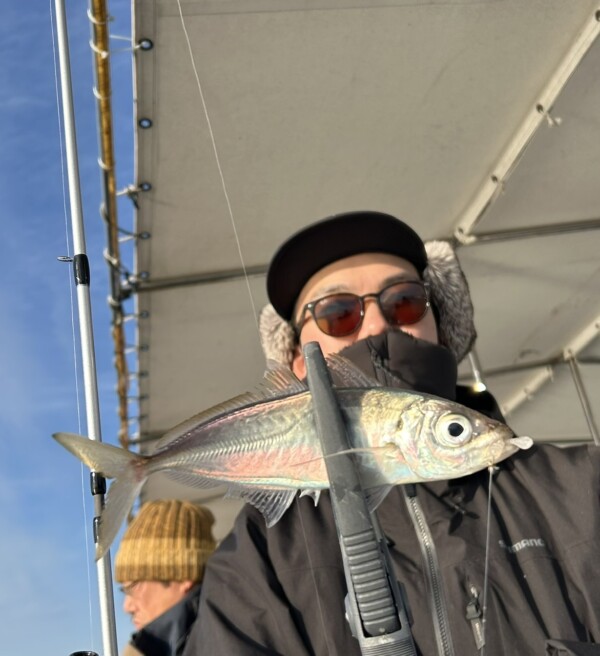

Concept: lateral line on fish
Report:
left=167, top=469, right=324, bottom=489
left=288, top=445, right=397, bottom=469
left=160, top=426, right=318, bottom=465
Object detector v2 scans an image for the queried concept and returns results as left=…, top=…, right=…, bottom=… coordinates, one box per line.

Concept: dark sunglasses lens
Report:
left=380, top=282, right=428, bottom=325
left=313, top=294, right=362, bottom=336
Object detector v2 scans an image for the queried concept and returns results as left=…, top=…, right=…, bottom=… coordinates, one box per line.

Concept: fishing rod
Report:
left=54, top=0, right=119, bottom=654
left=304, top=342, right=417, bottom=655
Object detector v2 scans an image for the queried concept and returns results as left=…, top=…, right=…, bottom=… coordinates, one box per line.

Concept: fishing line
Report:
left=175, top=7, right=335, bottom=642
left=479, top=465, right=497, bottom=655
left=175, top=0, right=260, bottom=334
left=289, top=445, right=395, bottom=468
left=50, top=0, right=95, bottom=646
left=296, top=496, right=334, bottom=654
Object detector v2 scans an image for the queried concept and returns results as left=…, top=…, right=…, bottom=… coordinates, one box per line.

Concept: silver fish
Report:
left=53, top=357, right=532, bottom=559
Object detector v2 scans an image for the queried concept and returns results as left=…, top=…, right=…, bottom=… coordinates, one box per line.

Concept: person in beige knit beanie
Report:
left=115, top=499, right=217, bottom=656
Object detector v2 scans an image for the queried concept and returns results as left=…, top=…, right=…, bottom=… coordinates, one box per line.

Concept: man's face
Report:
left=122, top=580, right=193, bottom=630
left=291, top=253, right=438, bottom=379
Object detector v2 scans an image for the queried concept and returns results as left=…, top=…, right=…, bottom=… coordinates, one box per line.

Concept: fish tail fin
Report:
left=53, top=432, right=142, bottom=478
left=96, top=472, right=145, bottom=560
left=53, top=432, right=148, bottom=560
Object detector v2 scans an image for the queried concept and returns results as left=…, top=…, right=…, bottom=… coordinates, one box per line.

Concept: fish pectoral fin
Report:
left=363, top=484, right=394, bottom=513
left=228, top=487, right=297, bottom=527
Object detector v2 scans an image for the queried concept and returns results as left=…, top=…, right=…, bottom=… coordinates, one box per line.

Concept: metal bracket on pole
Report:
left=303, top=342, right=417, bottom=655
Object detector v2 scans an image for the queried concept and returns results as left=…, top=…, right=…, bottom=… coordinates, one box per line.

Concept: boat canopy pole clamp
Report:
left=73, top=254, right=91, bottom=286
left=303, top=342, right=417, bottom=656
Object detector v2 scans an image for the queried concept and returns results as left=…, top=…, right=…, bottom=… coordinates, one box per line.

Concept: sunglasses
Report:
left=295, top=280, right=431, bottom=338
left=119, top=581, right=144, bottom=597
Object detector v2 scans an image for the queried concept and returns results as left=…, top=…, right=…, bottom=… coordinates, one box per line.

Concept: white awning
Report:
left=129, top=0, right=600, bottom=537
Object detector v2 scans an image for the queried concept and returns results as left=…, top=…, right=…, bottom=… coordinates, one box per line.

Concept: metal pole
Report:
left=567, top=357, right=600, bottom=446
left=54, top=0, right=119, bottom=654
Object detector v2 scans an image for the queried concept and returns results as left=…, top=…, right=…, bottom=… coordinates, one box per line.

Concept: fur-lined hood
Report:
left=259, top=240, right=476, bottom=366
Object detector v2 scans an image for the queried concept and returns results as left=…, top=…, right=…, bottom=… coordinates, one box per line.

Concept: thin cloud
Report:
left=0, top=95, right=47, bottom=110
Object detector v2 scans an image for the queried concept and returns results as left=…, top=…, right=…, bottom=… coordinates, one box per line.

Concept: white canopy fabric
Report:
left=130, top=0, right=600, bottom=538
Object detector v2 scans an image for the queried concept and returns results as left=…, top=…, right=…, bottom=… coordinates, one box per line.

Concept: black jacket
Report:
left=183, top=332, right=600, bottom=655
left=129, top=585, right=201, bottom=656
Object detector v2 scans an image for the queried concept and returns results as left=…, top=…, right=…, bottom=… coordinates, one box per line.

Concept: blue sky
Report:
left=1, top=0, right=134, bottom=652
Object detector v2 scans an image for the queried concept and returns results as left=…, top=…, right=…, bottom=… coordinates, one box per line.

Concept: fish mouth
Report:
left=509, top=435, right=533, bottom=450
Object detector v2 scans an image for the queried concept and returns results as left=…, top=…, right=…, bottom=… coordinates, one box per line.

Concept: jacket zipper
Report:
left=465, top=584, right=485, bottom=651
left=403, top=485, right=456, bottom=656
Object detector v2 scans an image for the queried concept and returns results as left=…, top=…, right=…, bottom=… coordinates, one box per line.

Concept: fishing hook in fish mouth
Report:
left=510, top=435, right=533, bottom=450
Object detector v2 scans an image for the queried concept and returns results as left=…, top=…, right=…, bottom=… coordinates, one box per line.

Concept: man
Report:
left=183, top=211, right=599, bottom=655
left=116, top=499, right=217, bottom=656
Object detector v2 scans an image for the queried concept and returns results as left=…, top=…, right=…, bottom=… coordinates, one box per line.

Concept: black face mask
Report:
left=337, top=329, right=458, bottom=400
left=336, top=329, right=506, bottom=423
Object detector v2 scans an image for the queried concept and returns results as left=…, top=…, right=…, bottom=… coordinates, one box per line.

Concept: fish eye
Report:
left=435, top=413, right=473, bottom=447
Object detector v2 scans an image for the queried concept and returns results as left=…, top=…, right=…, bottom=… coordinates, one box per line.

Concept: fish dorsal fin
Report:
left=261, top=360, right=307, bottom=396
left=326, top=354, right=382, bottom=388
left=152, top=364, right=305, bottom=452
left=226, top=486, right=297, bottom=527
left=363, top=484, right=394, bottom=513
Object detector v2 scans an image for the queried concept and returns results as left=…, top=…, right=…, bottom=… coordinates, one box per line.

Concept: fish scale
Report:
left=53, top=357, right=532, bottom=559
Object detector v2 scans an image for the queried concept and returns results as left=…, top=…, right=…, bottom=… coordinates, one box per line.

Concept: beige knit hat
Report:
left=114, top=500, right=217, bottom=583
